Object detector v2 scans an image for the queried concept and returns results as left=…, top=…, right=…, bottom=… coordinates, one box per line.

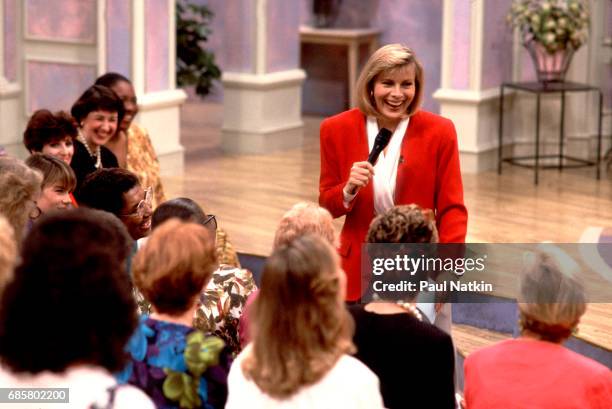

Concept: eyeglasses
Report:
left=203, top=214, right=217, bottom=231
left=120, top=187, right=152, bottom=218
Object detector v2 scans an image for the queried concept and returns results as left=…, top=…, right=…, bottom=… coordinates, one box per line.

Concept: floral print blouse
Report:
left=134, top=265, right=257, bottom=356
left=117, top=316, right=231, bottom=409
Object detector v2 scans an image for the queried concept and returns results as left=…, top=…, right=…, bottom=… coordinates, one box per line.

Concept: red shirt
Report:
left=465, top=338, right=612, bottom=409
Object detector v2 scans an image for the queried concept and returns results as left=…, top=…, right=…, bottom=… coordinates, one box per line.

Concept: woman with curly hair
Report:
left=226, top=235, right=384, bottom=408
left=0, top=156, right=42, bottom=244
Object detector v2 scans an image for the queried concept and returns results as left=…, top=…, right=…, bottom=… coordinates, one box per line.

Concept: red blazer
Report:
left=319, top=109, right=468, bottom=301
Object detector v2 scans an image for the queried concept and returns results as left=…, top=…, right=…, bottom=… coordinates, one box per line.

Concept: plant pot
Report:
left=524, top=40, right=576, bottom=83
left=312, top=0, right=341, bottom=28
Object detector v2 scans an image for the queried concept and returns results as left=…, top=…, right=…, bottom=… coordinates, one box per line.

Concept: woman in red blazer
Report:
left=319, top=44, right=468, bottom=301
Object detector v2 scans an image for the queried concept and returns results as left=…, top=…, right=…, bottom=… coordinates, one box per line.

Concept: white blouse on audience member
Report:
left=0, top=365, right=155, bottom=408
left=225, top=345, right=386, bottom=409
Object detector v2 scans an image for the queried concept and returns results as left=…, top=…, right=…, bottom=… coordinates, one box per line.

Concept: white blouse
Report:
left=226, top=347, right=385, bottom=409
left=344, top=116, right=410, bottom=214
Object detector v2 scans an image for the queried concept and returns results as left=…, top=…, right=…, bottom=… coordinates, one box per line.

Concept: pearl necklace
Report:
left=77, top=130, right=102, bottom=169
left=396, top=301, right=423, bottom=321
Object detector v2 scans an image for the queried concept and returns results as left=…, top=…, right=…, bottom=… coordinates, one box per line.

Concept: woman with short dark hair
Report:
left=0, top=208, right=154, bottom=408
left=23, top=109, right=77, bottom=165
left=70, top=84, right=123, bottom=195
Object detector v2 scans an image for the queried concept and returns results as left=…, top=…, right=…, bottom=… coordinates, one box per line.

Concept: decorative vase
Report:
left=312, top=0, right=341, bottom=28
left=524, top=40, right=576, bottom=83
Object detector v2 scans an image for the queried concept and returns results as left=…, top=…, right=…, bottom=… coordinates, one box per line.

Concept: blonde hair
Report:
left=133, top=219, right=217, bottom=315
left=518, top=252, right=586, bottom=342
left=25, top=153, right=76, bottom=192
left=0, top=156, right=42, bottom=242
left=356, top=44, right=424, bottom=118
left=0, top=216, right=17, bottom=294
left=242, top=235, right=354, bottom=398
left=273, top=202, right=337, bottom=248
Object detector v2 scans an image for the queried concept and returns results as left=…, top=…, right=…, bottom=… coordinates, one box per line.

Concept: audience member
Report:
left=78, top=168, right=152, bottom=242
left=349, top=204, right=455, bottom=409
left=226, top=235, right=384, bottom=408
left=119, top=219, right=231, bottom=408
left=23, top=109, right=78, bottom=165
left=464, top=251, right=612, bottom=408
left=0, top=156, right=42, bottom=244
left=95, top=73, right=166, bottom=207
left=140, top=197, right=256, bottom=354
left=70, top=85, right=123, bottom=196
left=25, top=153, right=76, bottom=214
left=239, top=201, right=337, bottom=347
left=0, top=209, right=154, bottom=408
left=151, top=197, right=241, bottom=267
left=0, top=216, right=16, bottom=295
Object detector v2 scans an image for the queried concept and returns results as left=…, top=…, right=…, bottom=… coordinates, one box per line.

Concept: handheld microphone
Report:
left=367, top=128, right=393, bottom=165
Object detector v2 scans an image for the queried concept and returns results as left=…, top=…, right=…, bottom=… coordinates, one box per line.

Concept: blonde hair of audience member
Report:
left=132, top=219, right=217, bottom=318
left=273, top=202, right=337, bottom=249
left=242, top=235, right=355, bottom=398
left=518, top=252, right=586, bottom=343
left=0, top=216, right=17, bottom=294
left=355, top=43, right=425, bottom=118
left=0, top=156, right=42, bottom=242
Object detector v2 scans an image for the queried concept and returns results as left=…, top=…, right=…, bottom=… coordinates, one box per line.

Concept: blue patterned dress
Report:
left=117, top=316, right=231, bottom=409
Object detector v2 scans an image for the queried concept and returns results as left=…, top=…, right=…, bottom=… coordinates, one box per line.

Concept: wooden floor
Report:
left=163, top=101, right=612, bottom=352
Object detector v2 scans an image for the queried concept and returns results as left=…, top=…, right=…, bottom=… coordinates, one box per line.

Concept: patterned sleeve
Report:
left=194, top=265, right=258, bottom=355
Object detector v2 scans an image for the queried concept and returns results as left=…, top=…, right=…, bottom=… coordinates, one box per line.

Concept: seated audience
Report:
left=25, top=153, right=76, bottom=215
left=349, top=204, right=455, bottom=409
left=0, top=209, right=154, bottom=408
left=70, top=85, right=123, bottom=197
left=0, top=156, right=42, bottom=244
left=119, top=219, right=231, bottom=409
left=23, top=109, right=77, bottom=165
left=464, top=251, right=612, bottom=409
left=95, top=73, right=167, bottom=207
left=226, top=235, right=384, bottom=408
left=239, top=201, right=337, bottom=347
left=0, top=216, right=16, bottom=294
left=137, top=197, right=256, bottom=354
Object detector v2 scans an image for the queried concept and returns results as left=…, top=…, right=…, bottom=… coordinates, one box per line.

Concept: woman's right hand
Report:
left=344, top=161, right=374, bottom=195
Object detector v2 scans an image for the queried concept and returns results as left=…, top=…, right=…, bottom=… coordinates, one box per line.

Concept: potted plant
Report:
left=176, top=0, right=221, bottom=98
left=507, top=0, right=590, bottom=83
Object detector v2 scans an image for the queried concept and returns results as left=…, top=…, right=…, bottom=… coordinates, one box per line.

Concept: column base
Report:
left=221, top=69, right=306, bottom=154
left=137, top=88, right=187, bottom=176
left=0, top=80, right=25, bottom=157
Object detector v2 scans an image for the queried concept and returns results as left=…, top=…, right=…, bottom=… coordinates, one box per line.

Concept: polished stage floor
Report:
left=162, top=101, right=612, bottom=353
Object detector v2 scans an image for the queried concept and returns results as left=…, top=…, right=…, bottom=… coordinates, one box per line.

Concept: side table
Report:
left=497, top=81, right=603, bottom=184
left=299, top=26, right=381, bottom=108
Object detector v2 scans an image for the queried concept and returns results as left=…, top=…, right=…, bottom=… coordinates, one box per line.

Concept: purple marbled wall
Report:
left=3, top=0, right=17, bottom=81
left=145, top=0, right=169, bottom=92
left=220, top=0, right=255, bottom=73
left=451, top=0, right=471, bottom=90
left=106, top=0, right=131, bottom=77
left=520, top=48, right=537, bottom=81
left=26, top=0, right=96, bottom=42
left=266, top=0, right=299, bottom=72
left=482, top=0, right=514, bottom=89
left=27, top=61, right=96, bottom=113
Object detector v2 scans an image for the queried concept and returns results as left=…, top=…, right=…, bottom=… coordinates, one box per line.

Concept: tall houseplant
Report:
left=176, top=0, right=221, bottom=97
left=507, top=0, right=590, bottom=82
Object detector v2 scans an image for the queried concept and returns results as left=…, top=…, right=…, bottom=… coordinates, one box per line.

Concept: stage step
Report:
left=452, top=323, right=511, bottom=358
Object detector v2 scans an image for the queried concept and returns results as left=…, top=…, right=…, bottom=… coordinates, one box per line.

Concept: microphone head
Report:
left=375, top=128, right=393, bottom=149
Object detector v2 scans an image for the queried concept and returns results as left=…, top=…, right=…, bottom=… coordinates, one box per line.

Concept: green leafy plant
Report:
left=507, top=0, right=590, bottom=53
left=176, top=0, right=221, bottom=98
